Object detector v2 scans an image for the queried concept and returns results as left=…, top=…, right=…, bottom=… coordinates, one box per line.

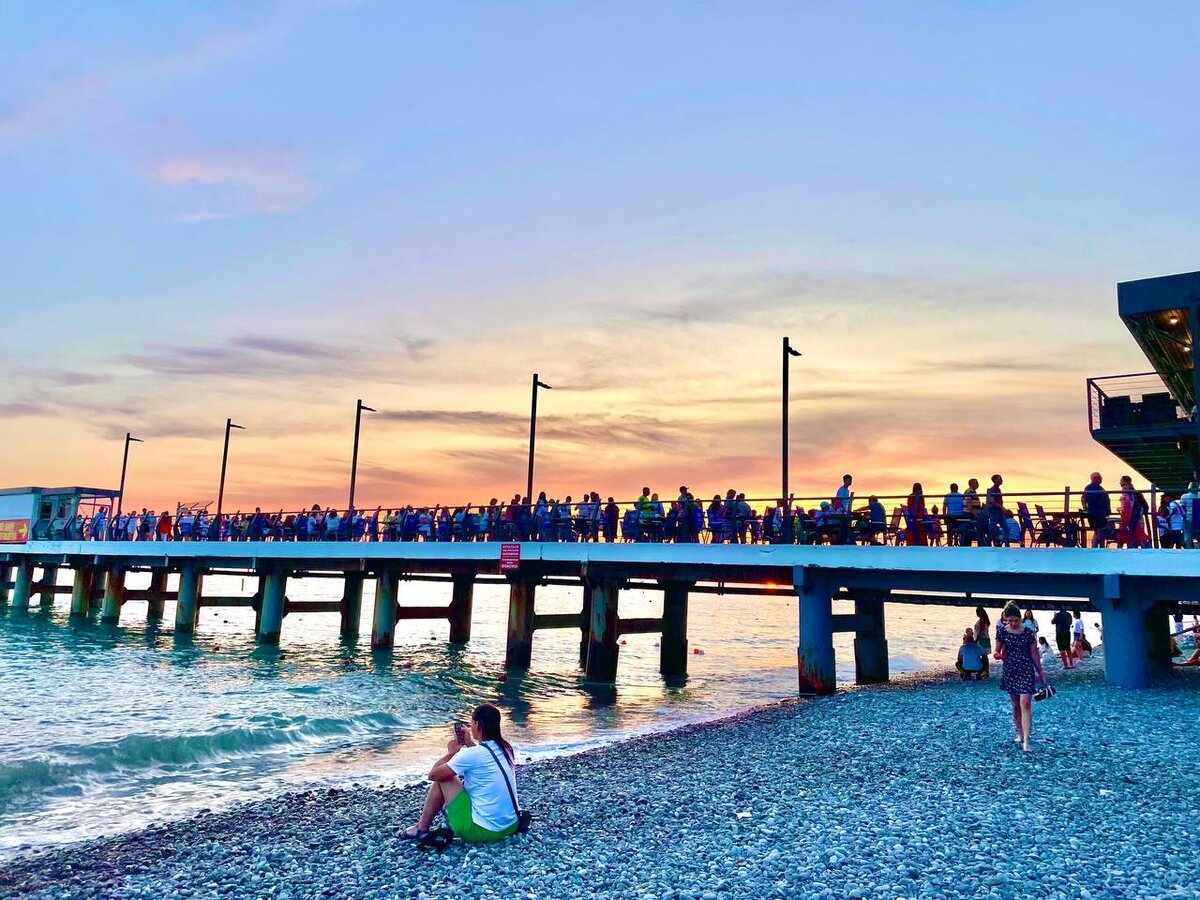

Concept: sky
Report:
left=2, top=0, right=1199, bottom=513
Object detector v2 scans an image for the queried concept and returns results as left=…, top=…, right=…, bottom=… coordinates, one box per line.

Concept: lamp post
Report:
left=526, top=373, right=553, bottom=511
left=348, top=398, right=377, bottom=512
left=782, top=337, right=802, bottom=500
left=116, top=432, right=143, bottom=517
left=216, top=418, right=245, bottom=526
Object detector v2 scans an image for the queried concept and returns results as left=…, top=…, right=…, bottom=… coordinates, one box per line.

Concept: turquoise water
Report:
left=0, top=571, right=994, bottom=856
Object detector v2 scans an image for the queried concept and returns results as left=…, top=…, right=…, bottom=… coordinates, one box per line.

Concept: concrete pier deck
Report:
left=3, top=541, right=1198, bottom=691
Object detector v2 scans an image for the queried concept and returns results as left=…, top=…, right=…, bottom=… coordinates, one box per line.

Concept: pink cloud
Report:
left=153, top=152, right=320, bottom=219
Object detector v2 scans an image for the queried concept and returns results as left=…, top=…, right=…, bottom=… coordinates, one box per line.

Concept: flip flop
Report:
left=401, top=826, right=429, bottom=841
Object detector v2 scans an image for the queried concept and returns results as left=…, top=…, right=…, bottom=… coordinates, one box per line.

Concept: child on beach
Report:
left=1072, top=611, right=1088, bottom=661
left=956, top=629, right=987, bottom=680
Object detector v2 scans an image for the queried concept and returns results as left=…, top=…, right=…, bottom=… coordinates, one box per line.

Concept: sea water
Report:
left=0, top=571, right=1049, bottom=856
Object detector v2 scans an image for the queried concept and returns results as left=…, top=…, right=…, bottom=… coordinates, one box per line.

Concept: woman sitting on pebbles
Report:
left=403, top=703, right=520, bottom=843
left=995, top=601, right=1046, bottom=752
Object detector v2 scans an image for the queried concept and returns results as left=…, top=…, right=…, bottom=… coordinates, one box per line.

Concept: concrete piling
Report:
left=70, top=566, right=96, bottom=617
left=585, top=577, right=621, bottom=682
left=660, top=581, right=691, bottom=677
left=146, top=569, right=168, bottom=620
left=38, top=566, right=58, bottom=606
left=504, top=574, right=537, bottom=668
left=10, top=561, right=34, bottom=609
left=852, top=598, right=889, bottom=685
left=175, top=563, right=203, bottom=633
left=795, top=566, right=835, bottom=696
left=578, top=584, right=593, bottom=668
left=257, top=570, right=288, bottom=644
left=340, top=573, right=364, bottom=639
left=371, top=570, right=399, bottom=649
left=100, top=567, right=126, bottom=624
left=448, top=573, right=474, bottom=643
left=0, top=563, right=12, bottom=606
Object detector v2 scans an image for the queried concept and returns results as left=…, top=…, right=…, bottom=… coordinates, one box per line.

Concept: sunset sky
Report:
left=3, top=1, right=1198, bottom=512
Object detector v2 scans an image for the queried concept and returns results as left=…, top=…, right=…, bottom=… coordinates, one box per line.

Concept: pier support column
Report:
left=371, top=570, right=399, bottom=649
left=853, top=598, right=889, bottom=686
left=100, top=567, right=126, bottom=624
left=505, top=574, right=537, bottom=668
left=10, top=561, right=34, bottom=609
left=38, top=566, right=58, bottom=606
left=579, top=584, right=593, bottom=668
left=1096, top=576, right=1151, bottom=689
left=660, top=581, right=691, bottom=678
left=795, top=566, right=836, bottom=695
left=175, top=564, right=203, bottom=633
left=257, top=570, right=288, bottom=644
left=0, top=563, right=12, bottom=605
left=585, top=577, right=621, bottom=683
left=146, top=569, right=168, bottom=620
left=340, top=573, right=365, bottom=639
left=70, top=566, right=96, bottom=617
left=448, top=574, right=475, bottom=643
left=1146, top=603, right=1173, bottom=673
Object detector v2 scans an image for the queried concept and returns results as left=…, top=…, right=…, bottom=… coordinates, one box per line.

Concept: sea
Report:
left=0, top=572, right=1085, bottom=857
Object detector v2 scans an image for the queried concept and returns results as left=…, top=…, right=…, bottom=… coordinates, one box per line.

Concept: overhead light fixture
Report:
left=1169, top=315, right=1180, bottom=325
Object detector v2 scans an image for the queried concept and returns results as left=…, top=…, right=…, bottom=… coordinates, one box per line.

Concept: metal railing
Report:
left=62, top=484, right=1189, bottom=550
left=1087, top=371, right=1190, bottom=432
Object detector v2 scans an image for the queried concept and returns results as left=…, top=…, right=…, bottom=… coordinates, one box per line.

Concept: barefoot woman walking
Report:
left=996, top=601, right=1045, bottom=752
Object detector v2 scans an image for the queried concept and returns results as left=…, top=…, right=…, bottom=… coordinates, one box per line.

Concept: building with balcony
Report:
left=1088, top=271, right=1200, bottom=490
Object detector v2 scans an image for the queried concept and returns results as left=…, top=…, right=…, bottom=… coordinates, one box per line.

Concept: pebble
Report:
left=1, top=661, right=1196, bottom=899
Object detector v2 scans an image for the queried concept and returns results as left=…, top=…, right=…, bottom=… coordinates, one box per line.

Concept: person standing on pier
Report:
left=905, top=483, right=928, bottom=546
left=1118, top=475, right=1151, bottom=548
left=984, top=475, right=1006, bottom=546
left=996, top=601, right=1046, bottom=752
left=1083, top=472, right=1112, bottom=547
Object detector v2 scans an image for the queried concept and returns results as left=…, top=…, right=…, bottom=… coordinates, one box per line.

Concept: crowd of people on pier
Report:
left=69, top=471, right=1198, bottom=549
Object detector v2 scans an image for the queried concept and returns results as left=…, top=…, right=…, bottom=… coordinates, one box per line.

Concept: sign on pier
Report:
left=0, top=519, right=29, bottom=543
left=499, top=542, right=521, bottom=572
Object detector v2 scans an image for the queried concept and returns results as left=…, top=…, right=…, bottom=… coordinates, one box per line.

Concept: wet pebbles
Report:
left=2, top=661, right=1197, bottom=899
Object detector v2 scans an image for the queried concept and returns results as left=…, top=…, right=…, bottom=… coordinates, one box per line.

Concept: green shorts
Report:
left=445, top=791, right=518, bottom=843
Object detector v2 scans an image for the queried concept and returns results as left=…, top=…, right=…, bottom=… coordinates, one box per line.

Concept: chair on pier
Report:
left=1016, top=502, right=1038, bottom=546
left=620, top=509, right=638, bottom=542
left=1033, top=504, right=1066, bottom=546
left=886, top=507, right=903, bottom=545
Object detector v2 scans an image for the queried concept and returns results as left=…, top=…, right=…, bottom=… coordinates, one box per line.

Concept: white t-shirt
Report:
left=1073, top=619, right=1085, bottom=640
left=448, top=740, right=519, bottom=832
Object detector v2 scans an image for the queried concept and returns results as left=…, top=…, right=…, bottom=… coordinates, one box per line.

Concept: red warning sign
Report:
left=499, top=542, right=521, bottom=572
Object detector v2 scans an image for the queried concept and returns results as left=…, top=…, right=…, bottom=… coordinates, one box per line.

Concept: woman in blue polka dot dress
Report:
left=995, top=601, right=1045, bottom=752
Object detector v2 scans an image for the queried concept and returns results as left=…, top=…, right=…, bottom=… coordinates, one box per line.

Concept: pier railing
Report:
left=61, top=484, right=1182, bottom=550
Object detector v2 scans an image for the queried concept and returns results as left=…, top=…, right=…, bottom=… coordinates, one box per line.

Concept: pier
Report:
left=3, top=541, right=1198, bottom=692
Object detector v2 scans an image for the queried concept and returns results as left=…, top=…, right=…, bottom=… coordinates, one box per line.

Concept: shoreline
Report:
left=8, top=659, right=1198, bottom=898
left=0, top=667, right=953, bottom=858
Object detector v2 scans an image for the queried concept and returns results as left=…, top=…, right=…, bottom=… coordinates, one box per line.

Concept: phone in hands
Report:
left=453, top=722, right=466, bottom=745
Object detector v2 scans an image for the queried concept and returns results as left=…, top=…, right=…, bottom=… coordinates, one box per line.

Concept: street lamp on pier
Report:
left=216, top=418, right=245, bottom=526
left=116, top=432, right=143, bottom=517
left=526, top=373, right=553, bottom=512
left=782, top=337, right=802, bottom=500
left=348, top=398, right=377, bottom=512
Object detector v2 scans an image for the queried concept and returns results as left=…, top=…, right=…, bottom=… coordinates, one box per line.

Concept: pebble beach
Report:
left=3, top=658, right=1197, bottom=900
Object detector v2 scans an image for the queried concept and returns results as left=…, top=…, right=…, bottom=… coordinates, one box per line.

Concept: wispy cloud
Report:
left=642, top=270, right=1072, bottom=326
left=154, top=151, right=320, bottom=220
left=124, top=334, right=362, bottom=379
left=0, top=402, right=49, bottom=417
left=0, top=73, right=107, bottom=151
